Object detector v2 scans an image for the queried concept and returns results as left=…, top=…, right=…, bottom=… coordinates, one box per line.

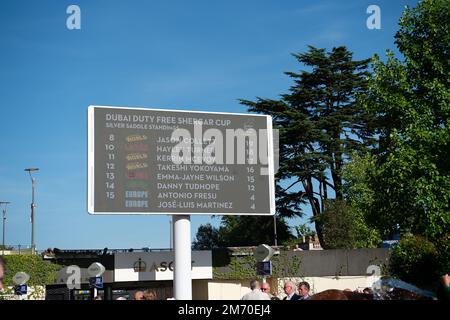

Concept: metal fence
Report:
left=1, top=246, right=177, bottom=256
left=0, top=245, right=33, bottom=255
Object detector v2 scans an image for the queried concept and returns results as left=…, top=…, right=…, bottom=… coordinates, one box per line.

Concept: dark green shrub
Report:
left=3, top=255, right=62, bottom=286
left=389, top=235, right=439, bottom=287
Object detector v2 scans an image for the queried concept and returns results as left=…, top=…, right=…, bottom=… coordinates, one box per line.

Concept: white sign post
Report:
left=88, top=262, right=105, bottom=299
left=88, top=105, right=275, bottom=300
left=254, top=244, right=275, bottom=284
left=173, top=215, right=192, bottom=300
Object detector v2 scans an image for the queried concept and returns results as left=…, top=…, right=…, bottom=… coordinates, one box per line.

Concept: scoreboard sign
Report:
left=88, top=105, right=275, bottom=215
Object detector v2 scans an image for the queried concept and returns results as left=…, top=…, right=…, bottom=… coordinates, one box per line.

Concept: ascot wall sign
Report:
left=114, top=251, right=212, bottom=282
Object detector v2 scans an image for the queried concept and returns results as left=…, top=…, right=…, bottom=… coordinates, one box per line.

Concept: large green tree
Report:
left=240, top=46, right=373, bottom=246
left=341, top=153, right=382, bottom=248
left=193, top=216, right=293, bottom=249
left=318, top=153, right=381, bottom=249
left=362, top=0, right=450, bottom=247
left=192, top=223, right=221, bottom=250
left=218, top=216, right=292, bottom=247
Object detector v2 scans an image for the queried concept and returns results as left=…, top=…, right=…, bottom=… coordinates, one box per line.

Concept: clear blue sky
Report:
left=0, top=0, right=417, bottom=250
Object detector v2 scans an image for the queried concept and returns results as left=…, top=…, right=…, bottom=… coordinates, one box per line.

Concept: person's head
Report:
left=143, top=289, right=158, bottom=300
left=283, top=281, right=295, bottom=296
left=298, top=281, right=310, bottom=297
left=363, top=287, right=373, bottom=295
left=250, top=279, right=260, bottom=291
left=134, top=290, right=144, bottom=300
left=261, top=282, right=270, bottom=294
left=0, top=256, right=4, bottom=290
left=436, top=274, right=450, bottom=300
left=442, top=274, right=450, bottom=287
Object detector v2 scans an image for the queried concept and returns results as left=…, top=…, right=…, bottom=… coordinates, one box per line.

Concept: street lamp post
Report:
left=273, top=177, right=279, bottom=247
left=25, top=168, right=39, bottom=254
left=0, top=201, right=11, bottom=256
left=273, top=214, right=278, bottom=246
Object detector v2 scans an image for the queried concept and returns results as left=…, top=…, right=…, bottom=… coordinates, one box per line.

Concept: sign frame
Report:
left=256, top=261, right=273, bottom=276
left=15, top=284, right=28, bottom=296
left=254, top=244, right=275, bottom=262
left=89, top=276, right=104, bottom=289
left=87, top=105, right=275, bottom=216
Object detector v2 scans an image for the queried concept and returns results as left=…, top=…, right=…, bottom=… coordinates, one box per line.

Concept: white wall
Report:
left=202, top=275, right=381, bottom=300
left=276, top=276, right=381, bottom=297
left=114, top=251, right=212, bottom=282
left=205, top=280, right=250, bottom=300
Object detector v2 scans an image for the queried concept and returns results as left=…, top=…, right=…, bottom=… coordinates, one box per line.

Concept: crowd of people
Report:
left=239, top=276, right=450, bottom=301
left=0, top=257, right=449, bottom=300
left=93, top=289, right=160, bottom=300
left=241, top=279, right=311, bottom=300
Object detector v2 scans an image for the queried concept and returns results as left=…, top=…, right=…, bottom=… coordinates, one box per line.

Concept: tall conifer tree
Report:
left=240, top=46, right=372, bottom=246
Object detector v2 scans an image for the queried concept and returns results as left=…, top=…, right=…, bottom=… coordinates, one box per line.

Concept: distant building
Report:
left=44, top=248, right=212, bottom=300
left=43, top=246, right=391, bottom=300
left=298, top=234, right=323, bottom=250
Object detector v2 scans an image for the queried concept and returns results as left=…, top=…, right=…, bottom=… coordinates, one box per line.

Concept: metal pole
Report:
left=31, top=177, right=36, bottom=255
left=25, top=168, right=38, bottom=255
left=0, top=202, right=10, bottom=256
left=273, top=215, right=278, bottom=246
left=2, top=209, right=6, bottom=255
left=169, top=217, right=172, bottom=250
left=173, top=215, right=192, bottom=300
left=2, top=208, right=5, bottom=256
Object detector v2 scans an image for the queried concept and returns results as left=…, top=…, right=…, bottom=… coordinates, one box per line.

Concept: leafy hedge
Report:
left=389, top=235, right=439, bottom=287
left=213, top=250, right=301, bottom=280
left=2, top=255, right=62, bottom=286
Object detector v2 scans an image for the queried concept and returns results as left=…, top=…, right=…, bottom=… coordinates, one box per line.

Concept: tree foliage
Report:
left=2, top=255, right=62, bottom=286
left=219, top=216, right=292, bottom=247
left=341, top=153, right=382, bottom=248
left=362, top=0, right=450, bottom=242
left=389, top=234, right=439, bottom=287
left=240, top=46, right=373, bottom=245
left=319, top=198, right=380, bottom=249
left=192, top=223, right=221, bottom=250
left=193, top=216, right=293, bottom=249
left=294, top=223, right=315, bottom=239
left=194, top=1, right=449, bottom=256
